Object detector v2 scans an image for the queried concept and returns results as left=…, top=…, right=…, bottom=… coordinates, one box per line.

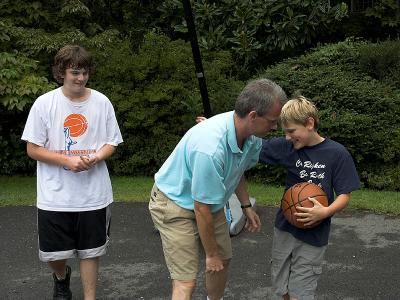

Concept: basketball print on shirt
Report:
left=63, top=113, right=88, bottom=151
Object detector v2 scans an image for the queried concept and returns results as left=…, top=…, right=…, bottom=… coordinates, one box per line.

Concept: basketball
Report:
left=281, top=182, right=328, bottom=229
left=64, top=114, right=88, bottom=137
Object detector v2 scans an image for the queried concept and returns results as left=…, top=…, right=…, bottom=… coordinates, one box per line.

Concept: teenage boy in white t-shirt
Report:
left=22, top=45, right=123, bottom=300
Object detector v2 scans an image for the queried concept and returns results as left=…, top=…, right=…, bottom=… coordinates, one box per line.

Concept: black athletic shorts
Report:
left=37, top=205, right=111, bottom=262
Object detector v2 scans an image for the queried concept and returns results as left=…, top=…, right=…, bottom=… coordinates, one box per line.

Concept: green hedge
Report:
left=88, top=31, right=244, bottom=175
left=2, top=35, right=400, bottom=191
left=258, top=39, right=400, bottom=190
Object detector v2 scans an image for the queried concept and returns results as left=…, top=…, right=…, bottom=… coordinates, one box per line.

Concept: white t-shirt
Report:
left=22, top=87, right=123, bottom=211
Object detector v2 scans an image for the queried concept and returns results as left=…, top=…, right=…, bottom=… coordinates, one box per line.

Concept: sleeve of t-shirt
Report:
left=259, top=137, right=289, bottom=166
left=190, top=151, right=226, bottom=204
left=332, top=148, right=361, bottom=195
left=105, top=100, right=123, bottom=146
left=21, top=101, right=48, bottom=146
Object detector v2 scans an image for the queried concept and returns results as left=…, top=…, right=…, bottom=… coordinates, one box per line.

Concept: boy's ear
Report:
left=306, top=117, right=316, bottom=130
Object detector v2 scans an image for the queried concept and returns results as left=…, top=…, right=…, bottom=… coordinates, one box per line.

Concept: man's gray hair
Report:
left=234, top=78, right=287, bottom=118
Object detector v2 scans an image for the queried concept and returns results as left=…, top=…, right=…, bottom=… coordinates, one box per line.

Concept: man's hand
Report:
left=243, top=207, right=262, bottom=232
left=206, top=255, right=224, bottom=273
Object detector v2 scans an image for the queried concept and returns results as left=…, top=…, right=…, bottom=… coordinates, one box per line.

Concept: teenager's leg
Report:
left=205, top=259, right=230, bottom=300
left=283, top=294, right=298, bottom=300
left=49, top=259, right=68, bottom=279
left=80, top=257, right=99, bottom=300
left=172, top=279, right=196, bottom=300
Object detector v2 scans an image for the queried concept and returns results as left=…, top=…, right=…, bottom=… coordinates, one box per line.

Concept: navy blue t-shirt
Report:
left=259, top=137, right=360, bottom=247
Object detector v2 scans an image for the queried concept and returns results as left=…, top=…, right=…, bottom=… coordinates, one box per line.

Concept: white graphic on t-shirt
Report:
left=296, top=159, right=325, bottom=186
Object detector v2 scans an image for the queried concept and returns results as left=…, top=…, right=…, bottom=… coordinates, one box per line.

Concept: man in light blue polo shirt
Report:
left=149, top=78, right=287, bottom=300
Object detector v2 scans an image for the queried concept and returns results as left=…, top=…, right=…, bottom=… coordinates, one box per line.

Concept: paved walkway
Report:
left=1, top=203, right=399, bottom=299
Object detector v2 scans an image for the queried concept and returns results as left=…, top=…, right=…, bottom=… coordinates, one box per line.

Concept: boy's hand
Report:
left=295, top=197, right=328, bottom=227
left=66, top=155, right=90, bottom=172
left=66, top=155, right=98, bottom=172
left=196, top=116, right=207, bottom=123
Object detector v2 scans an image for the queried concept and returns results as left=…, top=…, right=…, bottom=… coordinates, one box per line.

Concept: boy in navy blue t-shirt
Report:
left=259, top=96, right=360, bottom=300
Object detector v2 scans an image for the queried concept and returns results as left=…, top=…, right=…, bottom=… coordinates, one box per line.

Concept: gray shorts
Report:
left=271, top=228, right=326, bottom=300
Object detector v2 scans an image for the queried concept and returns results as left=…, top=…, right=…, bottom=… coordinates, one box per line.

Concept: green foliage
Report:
left=364, top=0, right=400, bottom=28
left=158, top=0, right=348, bottom=70
left=0, top=52, right=56, bottom=110
left=260, top=40, right=400, bottom=190
left=88, top=31, right=243, bottom=175
left=358, top=39, right=400, bottom=83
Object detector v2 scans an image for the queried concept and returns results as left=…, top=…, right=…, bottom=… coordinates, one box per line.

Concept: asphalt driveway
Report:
left=1, top=203, right=399, bottom=299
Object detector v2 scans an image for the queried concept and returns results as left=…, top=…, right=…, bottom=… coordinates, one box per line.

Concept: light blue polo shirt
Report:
left=155, top=111, right=262, bottom=213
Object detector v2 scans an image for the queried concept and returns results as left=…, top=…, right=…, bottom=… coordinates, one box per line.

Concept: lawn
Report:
left=1, top=176, right=399, bottom=215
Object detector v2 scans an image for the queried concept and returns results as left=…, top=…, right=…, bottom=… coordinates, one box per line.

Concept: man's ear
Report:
left=248, top=111, right=258, bottom=120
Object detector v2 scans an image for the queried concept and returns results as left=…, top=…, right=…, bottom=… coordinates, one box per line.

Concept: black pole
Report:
left=182, top=0, right=212, bottom=118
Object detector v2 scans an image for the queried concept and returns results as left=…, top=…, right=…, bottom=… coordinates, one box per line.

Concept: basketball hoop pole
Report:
left=182, top=0, right=212, bottom=118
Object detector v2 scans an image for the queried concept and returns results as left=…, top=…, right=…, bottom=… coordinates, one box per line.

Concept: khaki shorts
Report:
left=271, top=228, right=327, bottom=300
left=149, top=184, right=232, bottom=280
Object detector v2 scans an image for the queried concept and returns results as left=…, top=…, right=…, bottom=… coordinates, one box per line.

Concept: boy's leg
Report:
left=74, top=206, right=110, bottom=299
left=288, top=241, right=326, bottom=300
left=49, top=259, right=68, bottom=279
left=271, top=228, right=294, bottom=298
left=80, top=257, right=99, bottom=300
left=38, top=209, right=76, bottom=300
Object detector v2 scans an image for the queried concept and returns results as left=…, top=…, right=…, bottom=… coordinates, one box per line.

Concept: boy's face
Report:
left=62, top=68, right=89, bottom=96
left=283, top=119, right=314, bottom=149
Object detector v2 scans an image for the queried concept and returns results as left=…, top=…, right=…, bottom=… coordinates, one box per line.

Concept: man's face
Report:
left=252, top=100, right=282, bottom=137
left=62, top=68, right=89, bottom=96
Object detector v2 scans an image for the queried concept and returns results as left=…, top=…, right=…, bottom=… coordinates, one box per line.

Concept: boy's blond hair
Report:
left=280, top=96, right=319, bottom=130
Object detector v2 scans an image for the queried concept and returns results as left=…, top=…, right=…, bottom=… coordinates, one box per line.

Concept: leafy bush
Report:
left=88, top=31, right=244, bottom=175
left=259, top=40, right=400, bottom=190
left=157, top=0, right=348, bottom=72
left=358, top=39, right=400, bottom=84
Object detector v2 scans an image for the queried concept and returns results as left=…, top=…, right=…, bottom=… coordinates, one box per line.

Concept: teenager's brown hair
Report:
left=52, top=45, right=92, bottom=84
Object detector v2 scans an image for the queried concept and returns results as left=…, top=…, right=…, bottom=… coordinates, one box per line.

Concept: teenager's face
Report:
left=283, top=120, right=314, bottom=149
left=62, top=68, right=89, bottom=96
left=252, top=100, right=282, bottom=137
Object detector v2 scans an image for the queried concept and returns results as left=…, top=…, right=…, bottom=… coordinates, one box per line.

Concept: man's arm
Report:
left=235, top=175, right=262, bottom=232
left=194, top=201, right=224, bottom=273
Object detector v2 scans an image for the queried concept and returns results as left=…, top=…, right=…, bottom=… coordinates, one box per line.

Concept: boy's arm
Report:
left=325, top=193, right=351, bottom=217
left=295, top=193, right=351, bottom=227
left=235, top=175, right=261, bottom=232
left=84, top=144, right=116, bottom=166
left=27, top=142, right=116, bottom=172
left=27, top=142, right=90, bottom=172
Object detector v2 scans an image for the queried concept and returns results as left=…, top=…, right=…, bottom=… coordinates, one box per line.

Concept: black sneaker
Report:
left=52, top=265, right=72, bottom=300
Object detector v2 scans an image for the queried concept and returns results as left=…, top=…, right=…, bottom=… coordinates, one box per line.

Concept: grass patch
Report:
left=1, top=176, right=399, bottom=216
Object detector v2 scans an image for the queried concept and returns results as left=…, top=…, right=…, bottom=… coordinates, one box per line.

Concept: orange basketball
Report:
left=281, top=182, right=328, bottom=229
left=64, top=114, right=88, bottom=137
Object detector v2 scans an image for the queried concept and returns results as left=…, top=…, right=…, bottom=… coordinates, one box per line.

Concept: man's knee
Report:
left=172, top=279, right=196, bottom=299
